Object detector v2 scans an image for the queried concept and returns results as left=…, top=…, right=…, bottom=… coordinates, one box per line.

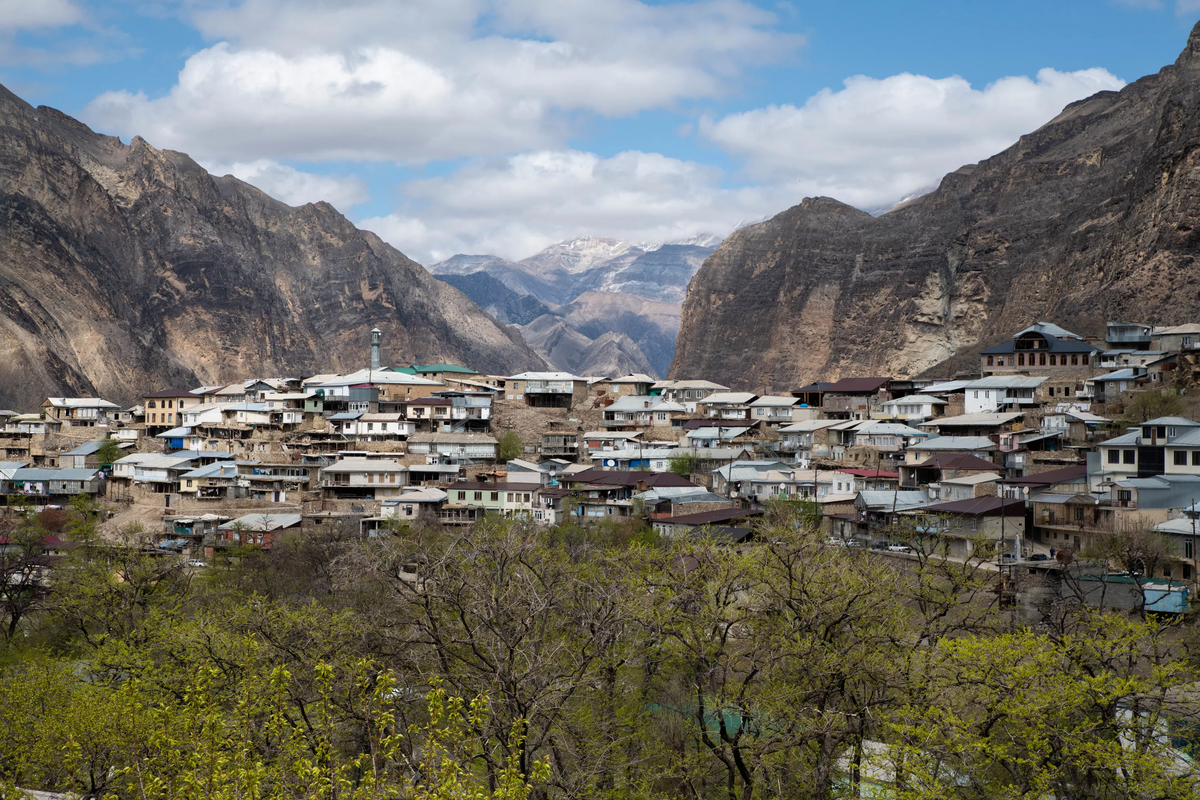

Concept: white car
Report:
left=186, top=559, right=208, bottom=568
left=887, top=544, right=913, bottom=554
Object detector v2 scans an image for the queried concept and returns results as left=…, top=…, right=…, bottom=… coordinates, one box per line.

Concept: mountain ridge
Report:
left=670, top=22, right=1200, bottom=390
left=0, top=83, right=546, bottom=409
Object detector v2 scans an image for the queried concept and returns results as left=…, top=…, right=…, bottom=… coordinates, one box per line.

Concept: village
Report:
left=5, top=320, right=1200, bottom=617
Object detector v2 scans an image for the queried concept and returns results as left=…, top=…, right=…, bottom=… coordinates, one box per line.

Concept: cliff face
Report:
left=672, top=24, right=1200, bottom=391
left=0, top=85, right=545, bottom=409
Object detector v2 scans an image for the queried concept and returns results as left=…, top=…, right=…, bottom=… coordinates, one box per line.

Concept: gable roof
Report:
left=568, top=470, right=695, bottom=488
left=922, top=496, right=1025, bottom=517
left=912, top=453, right=1000, bottom=471
left=1007, top=464, right=1088, bottom=488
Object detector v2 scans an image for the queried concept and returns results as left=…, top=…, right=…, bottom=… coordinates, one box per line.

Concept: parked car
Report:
left=870, top=541, right=889, bottom=551
left=887, top=543, right=913, bottom=553
left=187, top=559, right=208, bottom=568
left=1029, top=554, right=1050, bottom=562
left=844, top=539, right=865, bottom=548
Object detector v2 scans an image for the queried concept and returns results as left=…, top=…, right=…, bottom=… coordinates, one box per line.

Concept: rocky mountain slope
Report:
left=671, top=23, right=1200, bottom=391
left=430, top=235, right=715, bottom=376
left=0, top=84, right=545, bottom=409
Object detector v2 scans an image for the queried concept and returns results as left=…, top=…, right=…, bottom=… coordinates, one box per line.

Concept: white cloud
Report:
left=207, top=159, right=370, bottom=210
left=83, top=0, right=799, bottom=165
left=0, top=0, right=84, bottom=29
left=358, top=149, right=790, bottom=264
left=699, top=67, right=1126, bottom=210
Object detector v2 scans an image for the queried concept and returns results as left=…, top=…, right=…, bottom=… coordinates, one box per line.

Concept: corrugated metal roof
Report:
left=964, top=376, right=1047, bottom=389
left=219, top=513, right=302, bottom=531
left=9, top=468, right=102, bottom=481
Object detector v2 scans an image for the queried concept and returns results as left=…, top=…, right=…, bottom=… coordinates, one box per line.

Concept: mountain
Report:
left=671, top=23, right=1200, bottom=391
left=519, top=315, right=657, bottom=378
left=0, top=84, right=546, bottom=410
left=436, top=272, right=553, bottom=325
left=428, top=234, right=717, bottom=377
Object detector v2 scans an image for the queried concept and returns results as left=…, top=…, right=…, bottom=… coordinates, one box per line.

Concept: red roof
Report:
left=836, top=468, right=899, bottom=479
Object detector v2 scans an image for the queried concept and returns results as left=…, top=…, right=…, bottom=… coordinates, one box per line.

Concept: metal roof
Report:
left=507, top=371, right=586, bottom=381
left=9, top=468, right=102, bottom=481
left=855, top=490, right=931, bottom=511
left=964, top=376, right=1047, bottom=389
left=219, top=513, right=302, bottom=531
left=881, top=394, right=948, bottom=406
left=914, top=435, right=996, bottom=450
left=700, top=392, right=758, bottom=405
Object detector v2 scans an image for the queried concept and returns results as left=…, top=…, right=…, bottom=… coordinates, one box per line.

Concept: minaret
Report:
left=371, top=327, right=382, bottom=370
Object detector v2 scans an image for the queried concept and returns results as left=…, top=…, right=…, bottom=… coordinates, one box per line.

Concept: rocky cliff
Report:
left=672, top=23, right=1200, bottom=391
left=0, top=85, right=545, bottom=409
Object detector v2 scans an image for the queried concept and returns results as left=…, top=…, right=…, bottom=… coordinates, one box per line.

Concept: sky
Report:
left=1, top=1, right=1197, bottom=265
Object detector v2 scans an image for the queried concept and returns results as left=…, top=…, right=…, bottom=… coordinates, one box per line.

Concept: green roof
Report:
left=390, top=366, right=418, bottom=375
left=412, top=363, right=479, bottom=375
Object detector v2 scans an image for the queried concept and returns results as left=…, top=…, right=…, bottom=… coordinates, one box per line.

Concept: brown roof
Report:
left=823, top=377, right=891, bottom=394
left=912, top=453, right=999, bottom=471
left=922, top=496, right=1025, bottom=517
left=1008, top=464, right=1088, bottom=488
left=568, top=470, right=695, bottom=488
left=662, top=507, right=763, bottom=526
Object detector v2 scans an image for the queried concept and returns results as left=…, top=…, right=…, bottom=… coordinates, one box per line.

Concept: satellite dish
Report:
left=605, top=459, right=616, bottom=467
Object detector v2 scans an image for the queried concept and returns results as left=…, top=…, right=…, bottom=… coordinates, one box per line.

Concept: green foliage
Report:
left=667, top=451, right=699, bottom=478
left=95, top=438, right=122, bottom=466
left=497, top=431, right=524, bottom=462
left=1123, top=388, right=1186, bottom=423
left=0, top=514, right=1196, bottom=800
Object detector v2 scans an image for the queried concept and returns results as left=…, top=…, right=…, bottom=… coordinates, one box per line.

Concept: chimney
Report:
left=371, top=327, right=382, bottom=370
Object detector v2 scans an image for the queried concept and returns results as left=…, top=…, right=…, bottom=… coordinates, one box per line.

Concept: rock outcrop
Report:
left=671, top=23, right=1200, bottom=390
left=0, top=84, right=545, bottom=409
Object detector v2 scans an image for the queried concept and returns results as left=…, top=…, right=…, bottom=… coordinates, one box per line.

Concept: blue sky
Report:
left=2, top=1, right=1196, bottom=263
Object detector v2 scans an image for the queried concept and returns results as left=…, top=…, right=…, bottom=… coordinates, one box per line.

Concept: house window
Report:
left=997, top=358, right=1004, bottom=366
left=1082, top=355, right=1089, bottom=365
left=1071, top=355, right=1078, bottom=366
left=474, top=491, right=482, bottom=501
left=491, top=492, right=499, bottom=501
left=1123, top=450, right=1136, bottom=464
left=1074, top=507, right=1084, bottom=522
left=987, top=356, right=994, bottom=366
left=1108, top=450, right=1119, bottom=464
left=1049, top=355, right=1056, bottom=366
left=1192, top=451, right=1200, bottom=466
left=524, top=494, right=531, bottom=503
left=1040, top=353, right=1047, bottom=366
left=1175, top=451, right=1188, bottom=466
left=457, top=491, right=466, bottom=500
left=973, top=391, right=979, bottom=399
left=1018, top=354, right=1025, bottom=366
left=186, top=480, right=193, bottom=487
left=148, top=401, right=156, bottom=408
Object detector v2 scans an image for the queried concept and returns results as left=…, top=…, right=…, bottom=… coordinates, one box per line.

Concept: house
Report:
left=778, top=419, right=841, bottom=464
left=920, top=412, right=1026, bottom=438
left=40, top=397, right=120, bottom=428
left=633, top=485, right=736, bottom=519
left=934, top=472, right=1003, bottom=503
left=851, top=490, right=935, bottom=539
left=683, top=425, right=757, bottom=448
left=853, top=422, right=930, bottom=453
left=355, top=413, right=417, bottom=439
left=59, top=440, right=129, bottom=470
left=213, top=513, right=303, bottom=551
left=406, top=433, right=498, bottom=463
left=178, top=461, right=243, bottom=500
left=263, top=391, right=324, bottom=415
left=819, top=377, right=893, bottom=420
left=832, top=468, right=899, bottom=494
left=0, top=467, right=106, bottom=499
left=363, top=488, right=450, bottom=533
left=236, top=462, right=313, bottom=502
left=652, top=507, right=764, bottom=539
left=697, top=392, right=758, bottom=421
left=749, top=396, right=801, bottom=426
left=711, top=460, right=797, bottom=499
left=904, top=436, right=997, bottom=466
left=1097, top=416, right=1200, bottom=479
left=305, top=369, right=446, bottom=408
left=1151, top=508, right=1200, bottom=582
left=562, top=469, right=695, bottom=520
left=904, top=496, right=1026, bottom=560
left=959, top=378, right=1046, bottom=414
left=901, top=452, right=1002, bottom=492
left=440, top=481, right=541, bottom=525
left=658, top=380, right=730, bottom=410
left=404, top=363, right=480, bottom=383
left=542, top=428, right=581, bottom=460
left=405, top=397, right=454, bottom=431
left=602, top=396, right=689, bottom=430
left=1152, top=323, right=1200, bottom=353
left=596, top=373, right=656, bottom=397
left=978, top=322, right=1100, bottom=375
left=506, top=372, right=588, bottom=408
left=110, top=450, right=236, bottom=497
left=1088, top=367, right=1149, bottom=404
left=437, top=391, right=493, bottom=433
left=143, top=389, right=202, bottom=429
left=318, top=457, right=408, bottom=500
left=875, top=394, right=947, bottom=422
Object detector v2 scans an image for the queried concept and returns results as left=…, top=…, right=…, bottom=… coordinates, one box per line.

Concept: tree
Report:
left=668, top=451, right=700, bottom=478
left=95, top=438, right=121, bottom=468
left=497, top=431, right=524, bottom=462
left=1122, top=388, right=1186, bottom=423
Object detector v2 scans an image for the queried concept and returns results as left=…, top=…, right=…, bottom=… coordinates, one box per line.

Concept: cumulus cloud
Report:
left=83, top=0, right=799, bottom=165
left=699, top=67, right=1125, bottom=210
left=358, top=150, right=790, bottom=264
left=207, top=159, right=370, bottom=210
